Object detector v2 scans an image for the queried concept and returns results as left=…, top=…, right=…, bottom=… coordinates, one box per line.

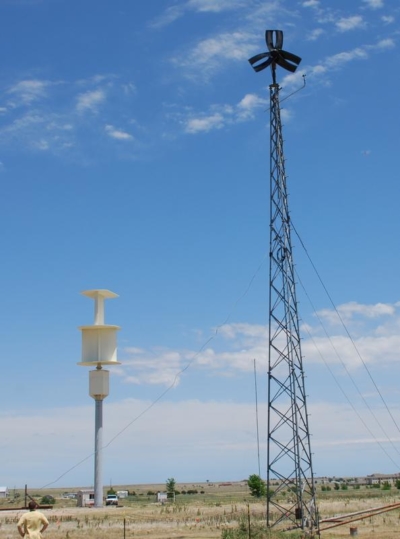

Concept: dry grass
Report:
left=1, top=484, right=400, bottom=539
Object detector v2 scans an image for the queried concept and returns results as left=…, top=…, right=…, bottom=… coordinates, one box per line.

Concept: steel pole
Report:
left=94, top=397, right=104, bottom=507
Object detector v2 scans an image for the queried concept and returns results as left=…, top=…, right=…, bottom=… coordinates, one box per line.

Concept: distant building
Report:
left=0, top=487, right=8, bottom=498
left=117, top=490, right=128, bottom=499
left=157, top=492, right=168, bottom=503
left=366, top=473, right=400, bottom=486
left=77, top=489, right=95, bottom=507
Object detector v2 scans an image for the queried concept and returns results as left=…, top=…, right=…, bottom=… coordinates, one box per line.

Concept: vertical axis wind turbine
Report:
left=249, top=31, right=318, bottom=533
left=78, top=289, right=121, bottom=508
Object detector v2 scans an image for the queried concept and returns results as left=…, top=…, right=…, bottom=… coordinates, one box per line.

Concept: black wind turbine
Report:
left=248, top=30, right=301, bottom=84
left=248, top=31, right=318, bottom=534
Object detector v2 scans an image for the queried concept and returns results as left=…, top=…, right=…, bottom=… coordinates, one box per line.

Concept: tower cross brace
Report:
left=266, top=80, right=318, bottom=532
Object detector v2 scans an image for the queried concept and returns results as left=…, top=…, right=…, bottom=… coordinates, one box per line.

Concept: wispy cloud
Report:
left=76, top=89, right=106, bottom=113
left=187, top=0, right=245, bottom=12
left=180, top=92, right=267, bottom=134
left=171, top=31, right=255, bottom=80
left=185, top=113, right=225, bottom=134
left=105, top=124, right=133, bottom=140
left=381, top=15, right=394, bottom=23
left=302, top=0, right=319, bottom=6
left=307, top=28, right=324, bottom=41
left=0, top=76, right=141, bottom=158
left=7, top=79, right=49, bottom=106
left=335, top=15, right=366, bottom=32
left=363, top=0, right=384, bottom=8
left=0, top=112, right=73, bottom=154
left=376, top=38, right=395, bottom=49
left=119, top=301, right=400, bottom=387
left=325, top=47, right=368, bottom=68
left=150, top=0, right=245, bottom=28
left=316, top=301, right=396, bottom=325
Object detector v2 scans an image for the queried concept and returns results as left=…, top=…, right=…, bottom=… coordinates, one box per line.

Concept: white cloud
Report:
left=33, top=139, right=50, bottom=151
left=150, top=0, right=245, bottom=27
left=325, top=47, right=368, bottom=68
left=185, top=113, right=225, bottom=133
left=381, top=15, right=394, bottom=23
left=179, top=91, right=267, bottom=135
left=236, top=93, right=267, bottom=120
left=317, top=301, right=396, bottom=325
left=0, top=111, right=76, bottom=155
left=118, top=301, right=400, bottom=388
left=105, top=124, right=133, bottom=140
left=172, top=31, right=255, bottom=80
left=376, top=38, right=395, bottom=49
left=149, top=5, right=185, bottom=28
left=121, top=82, right=136, bottom=95
left=302, top=0, right=319, bottom=6
left=76, top=89, right=106, bottom=113
left=336, top=15, right=365, bottom=32
left=187, top=0, right=245, bottom=12
left=363, top=0, right=384, bottom=8
left=7, top=79, right=49, bottom=106
left=2, top=394, right=400, bottom=487
left=307, top=28, right=324, bottom=41
left=280, top=108, right=293, bottom=122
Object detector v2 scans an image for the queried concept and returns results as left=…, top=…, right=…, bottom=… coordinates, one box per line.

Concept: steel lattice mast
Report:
left=249, top=30, right=318, bottom=533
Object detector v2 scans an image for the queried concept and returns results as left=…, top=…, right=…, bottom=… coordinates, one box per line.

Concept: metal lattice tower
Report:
left=249, top=31, right=318, bottom=533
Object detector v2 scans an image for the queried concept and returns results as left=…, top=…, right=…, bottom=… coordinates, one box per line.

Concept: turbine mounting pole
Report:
left=249, top=30, right=318, bottom=534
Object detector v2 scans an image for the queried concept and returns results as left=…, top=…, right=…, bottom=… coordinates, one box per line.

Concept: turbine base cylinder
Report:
left=89, top=369, right=109, bottom=400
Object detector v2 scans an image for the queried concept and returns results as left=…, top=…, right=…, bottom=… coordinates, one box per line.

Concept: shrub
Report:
left=247, top=474, right=266, bottom=498
left=40, top=495, right=55, bottom=505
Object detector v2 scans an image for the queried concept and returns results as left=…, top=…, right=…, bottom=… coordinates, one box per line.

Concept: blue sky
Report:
left=1, top=0, right=400, bottom=489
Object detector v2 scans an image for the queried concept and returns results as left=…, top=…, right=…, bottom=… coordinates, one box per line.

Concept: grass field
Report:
left=1, top=481, right=400, bottom=538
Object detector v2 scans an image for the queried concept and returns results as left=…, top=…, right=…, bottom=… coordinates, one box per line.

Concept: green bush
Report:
left=40, top=495, right=55, bottom=505
left=247, top=474, right=266, bottom=498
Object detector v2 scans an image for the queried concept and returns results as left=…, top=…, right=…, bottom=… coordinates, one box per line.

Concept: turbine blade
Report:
left=249, top=52, right=273, bottom=71
left=276, top=56, right=298, bottom=72
left=248, top=52, right=269, bottom=65
left=266, top=30, right=283, bottom=51
left=280, top=49, right=302, bottom=66
left=253, top=57, right=273, bottom=72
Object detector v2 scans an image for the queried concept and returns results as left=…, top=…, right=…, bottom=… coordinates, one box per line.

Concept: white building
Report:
left=157, top=492, right=168, bottom=503
left=77, top=489, right=95, bottom=507
left=0, top=487, right=8, bottom=498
